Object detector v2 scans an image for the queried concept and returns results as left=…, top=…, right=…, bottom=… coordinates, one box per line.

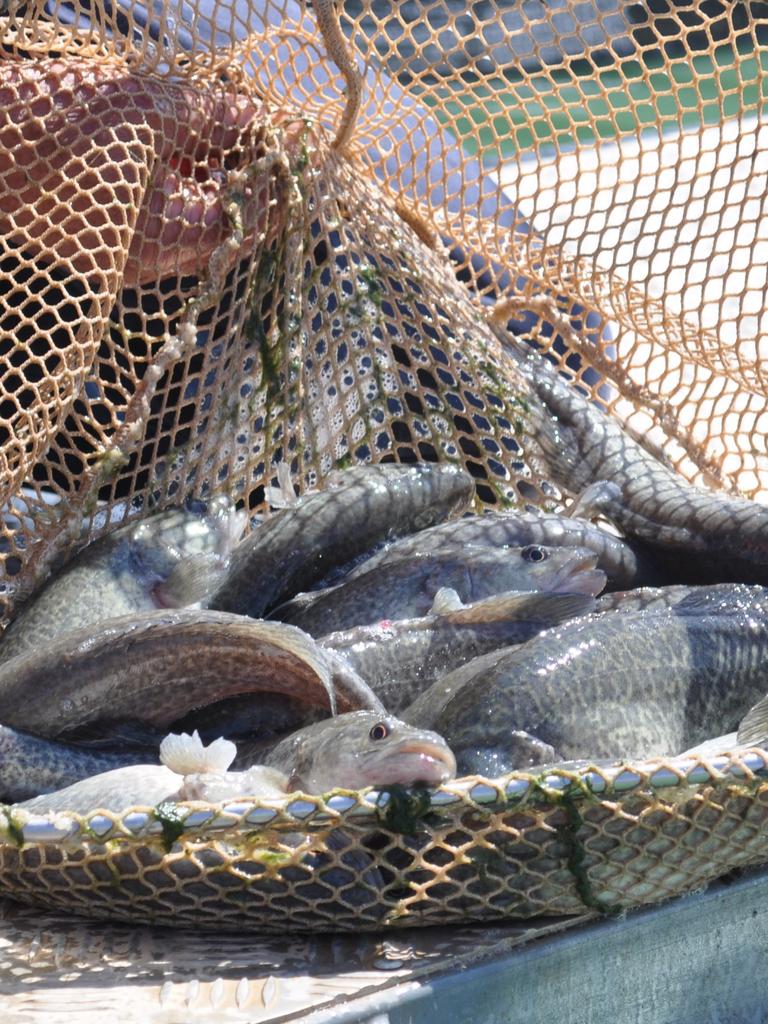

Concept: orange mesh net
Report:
left=2, top=1, right=768, bottom=929
left=3, top=2, right=767, bottom=620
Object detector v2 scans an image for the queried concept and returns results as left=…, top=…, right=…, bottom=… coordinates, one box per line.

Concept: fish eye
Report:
left=369, top=722, right=390, bottom=741
left=522, top=545, right=547, bottom=563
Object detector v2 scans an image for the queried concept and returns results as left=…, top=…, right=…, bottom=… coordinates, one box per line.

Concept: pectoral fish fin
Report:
left=442, top=591, right=594, bottom=626
left=155, top=552, right=228, bottom=608
left=567, top=480, right=622, bottom=521
left=429, top=587, right=465, bottom=615
left=461, top=732, right=559, bottom=776
left=737, top=693, right=768, bottom=748
left=159, top=730, right=238, bottom=775
left=266, top=463, right=299, bottom=509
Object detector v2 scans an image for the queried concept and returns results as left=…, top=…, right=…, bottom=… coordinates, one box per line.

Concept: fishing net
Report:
left=2, top=748, right=768, bottom=930
left=2, top=0, right=768, bottom=929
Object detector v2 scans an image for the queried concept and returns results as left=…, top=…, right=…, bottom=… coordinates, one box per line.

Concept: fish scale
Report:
left=0, top=609, right=382, bottom=741
left=341, top=508, right=664, bottom=591
left=516, top=348, right=768, bottom=583
left=405, top=587, right=768, bottom=777
left=209, top=463, right=474, bottom=618
left=277, top=545, right=605, bottom=636
left=320, top=591, right=595, bottom=713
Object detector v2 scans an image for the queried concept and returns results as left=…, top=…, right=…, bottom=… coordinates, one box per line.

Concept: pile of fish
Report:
left=6, top=348, right=768, bottom=817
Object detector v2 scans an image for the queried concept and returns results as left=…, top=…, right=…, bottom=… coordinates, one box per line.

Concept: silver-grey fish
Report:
left=321, top=591, right=594, bottom=715
left=18, top=714, right=456, bottom=812
left=594, top=583, right=768, bottom=615
left=406, top=587, right=768, bottom=777
left=344, top=509, right=664, bottom=591
left=0, top=609, right=382, bottom=742
left=209, top=463, right=474, bottom=618
left=0, top=724, right=153, bottom=803
left=276, top=545, right=605, bottom=636
left=0, top=497, right=246, bottom=663
left=513, top=346, right=768, bottom=586
left=264, top=710, right=456, bottom=793
left=16, top=731, right=287, bottom=814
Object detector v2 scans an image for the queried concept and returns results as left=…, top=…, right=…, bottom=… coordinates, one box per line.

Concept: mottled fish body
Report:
left=516, top=348, right=768, bottom=585
left=321, top=591, right=594, bottom=715
left=345, top=509, right=662, bottom=591
left=0, top=609, right=382, bottom=742
left=277, top=545, right=605, bottom=636
left=595, top=583, right=768, bottom=615
left=1, top=497, right=246, bottom=662
left=209, top=463, right=474, bottom=618
left=18, top=712, right=456, bottom=812
left=17, top=731, right=288, bottom=814
left=406, top=589, right=768, bottom=777
left=0, top=724, right=154, bottom=803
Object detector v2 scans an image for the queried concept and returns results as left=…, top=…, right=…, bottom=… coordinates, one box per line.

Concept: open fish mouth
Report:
left=363, top=740, right=457, bottom=788
left=551, top=552, right=607, bottom=596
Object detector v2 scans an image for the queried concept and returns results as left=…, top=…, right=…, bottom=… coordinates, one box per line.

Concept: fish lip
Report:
left=366, top=740, right=457, bottom=788
left=550, top=552, right=606, bottom=596
left=563, top=550, right=599, bottom=573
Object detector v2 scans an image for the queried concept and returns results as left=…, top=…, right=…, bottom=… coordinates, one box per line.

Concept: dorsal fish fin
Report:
left=442, top=591, right=595, bottom=626
left=429, top=587, right=465, bottom=615
left=737, top=693, right=768, bottom=748
left=159, top=730, right=238, bottom=775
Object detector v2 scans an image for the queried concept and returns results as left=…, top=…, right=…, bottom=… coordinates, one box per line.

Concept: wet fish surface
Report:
left=18, top=711, right=456, bottom=811
left=0, top=497, right=246, bottom=663
left=406, top=587, right=768, bottom=777
left=16, top=731, right=288, bottom=814
left=594, top=583, right=768, bottom=615
left=345, top=509, right=664, bottom=591
left=515, top=347, right=768, bottom=585
left=321, top=591, right=594, bottom=715
left=264, top=710, right=456, bottom=793
left=209, top=462, right=474, bottom=618
left=276, top=545, right=605, bottom=635
left=0, top=724, right=154, bottom=803
left=0, top=609, right=382, bottom=743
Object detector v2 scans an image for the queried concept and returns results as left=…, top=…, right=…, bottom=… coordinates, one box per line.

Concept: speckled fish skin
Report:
left=594, top=583, right=768, bottom=615
left=405, top=589, right=768, bottom=777
left=0, top=497, right=246, bottom=663
left=16, top=764, right=185, bottom=814
left=0, top=609, right=382, bottom=742
left=264, top=710, right=457, bottom=793
left=0, top=724, right=153, bottom=803
left=515, top=348, right=768, bottom=585
left=209, top=463, right=474, bottom=618
left=321, top=591, right=595, bottom=715
left=15, top=732, right=288, bottom=814
left=276, top=545, right=605, bottom=636
left=344, top=510, right=664, bottom=591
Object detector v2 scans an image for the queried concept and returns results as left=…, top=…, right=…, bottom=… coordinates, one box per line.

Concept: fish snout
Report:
left=372, top=737, right=457, bottom=788
left=552, top=549, right=607, bottom=597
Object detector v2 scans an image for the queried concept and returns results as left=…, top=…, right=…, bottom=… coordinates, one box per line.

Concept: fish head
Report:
left=120, top=497, right=247, bottom=608
left=502, top=544, right=607, bottom=597
left=287, top=710, right=457, bottom=794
